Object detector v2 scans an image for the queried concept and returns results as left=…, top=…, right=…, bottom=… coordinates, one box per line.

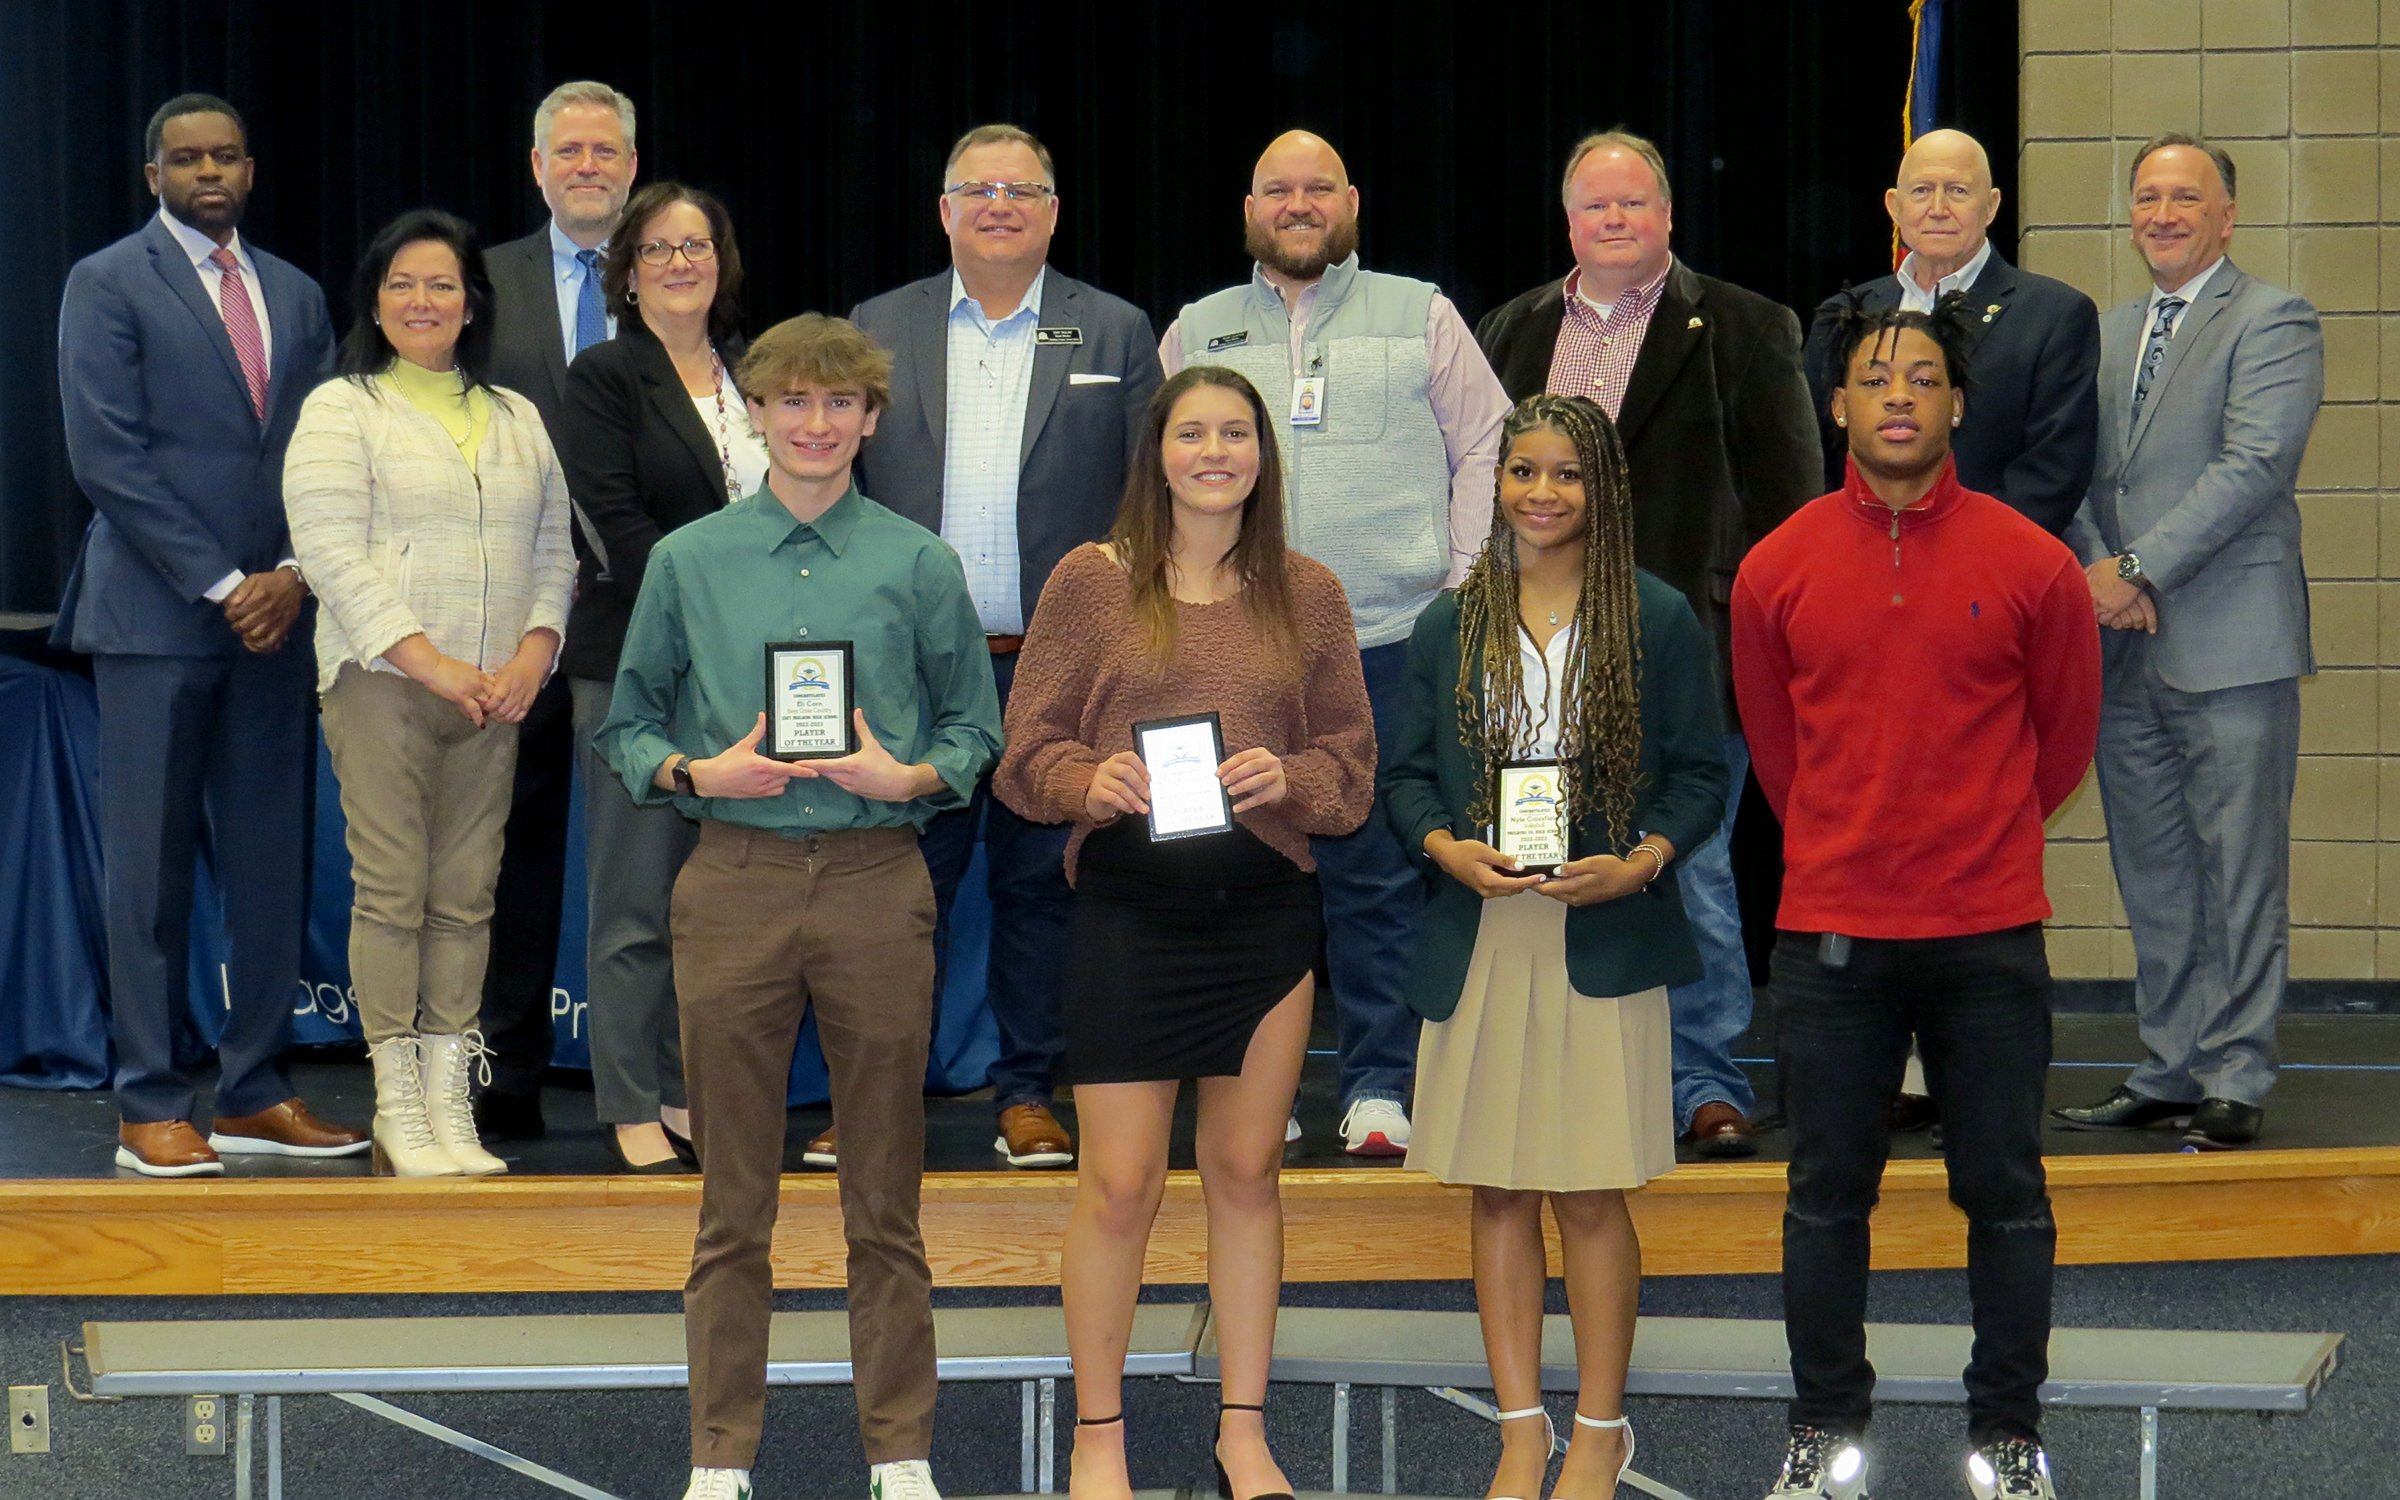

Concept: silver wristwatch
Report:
left=2117, top=551, right=2145, bottom=584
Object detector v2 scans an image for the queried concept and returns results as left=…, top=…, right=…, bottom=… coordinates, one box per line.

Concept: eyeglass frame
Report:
left=943, top=180, right=1057, bottom=205
left=634, top=236, right=718, bottom=267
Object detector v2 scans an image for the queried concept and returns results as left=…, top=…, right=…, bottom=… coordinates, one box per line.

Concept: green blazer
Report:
left=1380, top=572, right=1729, bottom=1021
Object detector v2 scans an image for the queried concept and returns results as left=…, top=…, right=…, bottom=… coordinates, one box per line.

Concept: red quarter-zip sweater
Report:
left=1730, top=457, right=2100, bottom=939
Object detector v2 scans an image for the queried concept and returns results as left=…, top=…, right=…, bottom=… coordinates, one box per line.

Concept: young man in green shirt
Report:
left=598, top=314, right=1003, bottom=1500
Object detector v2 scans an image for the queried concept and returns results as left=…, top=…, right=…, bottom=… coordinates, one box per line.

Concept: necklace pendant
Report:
left=1547, top=610, right=1560, bottom=626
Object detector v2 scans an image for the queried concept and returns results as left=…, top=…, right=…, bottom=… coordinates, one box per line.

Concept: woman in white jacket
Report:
left=283, top=209, right=575, bottom=1177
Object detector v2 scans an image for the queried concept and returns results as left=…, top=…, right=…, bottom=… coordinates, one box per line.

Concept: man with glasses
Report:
left=850, top=123, right=1163, bottom=1173
left=1160, top=129, right=1511, bottom=1159
left=475, top=80, right=641, bottom=1143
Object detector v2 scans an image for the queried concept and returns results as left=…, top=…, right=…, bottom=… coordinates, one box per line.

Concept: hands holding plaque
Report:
left=766, top=642, right=858, bottom=760
left=1083, top=713, right=1288, bottom=839
left=1423, top=763, right=1675, bottom=905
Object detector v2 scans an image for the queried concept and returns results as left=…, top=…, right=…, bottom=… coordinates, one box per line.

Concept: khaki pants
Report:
left=320, top=664, right=518, bottom=1042
left=673, top=819, right=938, bottom=1470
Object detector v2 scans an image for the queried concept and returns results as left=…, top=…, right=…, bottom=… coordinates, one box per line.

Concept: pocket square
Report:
left=1068, top=373, right=1121, bottom=385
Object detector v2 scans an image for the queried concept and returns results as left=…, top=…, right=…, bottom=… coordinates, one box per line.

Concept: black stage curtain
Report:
left=3, top=0, right=2017, bottom=615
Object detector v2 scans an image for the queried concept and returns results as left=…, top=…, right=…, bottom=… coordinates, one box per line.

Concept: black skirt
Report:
left=1059, top=817, right=1321, bottom=1084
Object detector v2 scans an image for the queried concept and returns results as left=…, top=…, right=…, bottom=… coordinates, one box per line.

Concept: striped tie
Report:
left=2131, top=296, right=2185, bottom=427
left=210, top=248, right=270, bottom=420
left=574, top=248, right=607, bottom=356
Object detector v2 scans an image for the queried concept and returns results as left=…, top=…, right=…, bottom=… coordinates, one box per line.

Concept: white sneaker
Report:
left=1763, top=1425, right=1870, bottom=1498
left=1966, top=1439, right=2058, bottom=1499
left=1339, top=1098, right=1410, bottom=1156
left=869, top=1457, right=941, bottom=1500
left=683, top=1467, right=752, bottom=1500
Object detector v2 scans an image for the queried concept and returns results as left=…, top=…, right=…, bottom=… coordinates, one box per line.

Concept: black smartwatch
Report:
left=670, top=756, right=697, bottom=797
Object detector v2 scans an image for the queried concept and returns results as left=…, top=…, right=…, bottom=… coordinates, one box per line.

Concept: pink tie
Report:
left=209, top=247, right=270, bottom=420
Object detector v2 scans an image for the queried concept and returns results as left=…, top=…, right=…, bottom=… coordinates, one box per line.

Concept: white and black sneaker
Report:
left=1966, top=1438, right=2058, bottom=1499
left=1763, top=1425, right=1871, bottom=1498
left=682, top=1468, right=752, bottom=1500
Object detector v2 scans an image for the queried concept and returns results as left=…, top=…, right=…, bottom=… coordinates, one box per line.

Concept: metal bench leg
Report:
left=1332, top=1382, right=1351, bottom=1493
left=235, top=1393, right=253, bottom=1500
left=1039, top=1377, right=1056, bottom=1494
left=2140, top=1406, right=2158, bottom=1500
left=1380, top=1386, right=1397, bottom=1494
left=267, top=1396, right=282, bottom=1500
left=331, top=1392, right=627, bottom=1500
left=1022, top=1381, right=1038, bottom=1494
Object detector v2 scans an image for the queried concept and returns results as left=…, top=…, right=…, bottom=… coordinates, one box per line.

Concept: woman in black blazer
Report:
left=1378, top=394, right=1727, bottom=1500
left=557, top=182, right=762, bottom=1173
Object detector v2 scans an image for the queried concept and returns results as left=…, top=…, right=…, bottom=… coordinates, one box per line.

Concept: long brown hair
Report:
left=1108, top=365, right=1298, bottom=660
left=1455, top=394, right=1645, bottom=847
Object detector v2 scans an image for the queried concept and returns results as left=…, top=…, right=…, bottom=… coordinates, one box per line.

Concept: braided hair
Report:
left=1453, top=394, right=1645, bottom=849
left=1810, top=286, right=1977, bottom=396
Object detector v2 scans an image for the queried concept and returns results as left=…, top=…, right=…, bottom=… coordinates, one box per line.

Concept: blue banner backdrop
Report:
left=0, top=655, right=1001, bottom=1103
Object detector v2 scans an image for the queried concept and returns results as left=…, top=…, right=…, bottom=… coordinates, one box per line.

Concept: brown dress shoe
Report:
left=116, top=1120, right=225, bottom=1177
left=801, top=1124, right=837, bottom=1169
left=993, top=1103, right=1076, bottom=1168
left=208, top=1098, right=372, bottom=1157
left=1686, top=1101, right=1759, bottom=1159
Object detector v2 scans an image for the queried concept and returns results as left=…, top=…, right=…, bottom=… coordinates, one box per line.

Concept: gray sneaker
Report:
left=1764, top=1425, right=1871, bottom=1498
left=1966, top=1438, right=2059, bottom=1499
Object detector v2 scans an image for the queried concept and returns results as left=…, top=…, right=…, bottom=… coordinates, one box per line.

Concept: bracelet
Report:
left=1626, top=840, right=1668, bottom=885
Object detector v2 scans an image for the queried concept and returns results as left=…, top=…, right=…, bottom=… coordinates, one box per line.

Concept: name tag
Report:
left=1205, top=330, right=1250, bottom=352
left=1289, top=375, right=1324, bottom=427
left=1034, top=327, right=1083, bottom=346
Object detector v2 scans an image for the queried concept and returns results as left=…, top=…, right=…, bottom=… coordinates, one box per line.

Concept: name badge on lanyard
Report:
left=1289, top=342, right=1325, bottom=427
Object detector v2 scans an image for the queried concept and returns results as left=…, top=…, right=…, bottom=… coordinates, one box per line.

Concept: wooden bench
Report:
left=71, top=1303, right=1208, bottom=1500
left=1193, top=1308, right=2344, bottom=1500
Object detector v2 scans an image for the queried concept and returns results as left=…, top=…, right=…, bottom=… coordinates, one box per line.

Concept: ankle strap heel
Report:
left=1549, top=1411, right=1635, bottom=1500
left=1074, top=1412, right=1123, bottom=1427
left=1213, top=1403, right=1293, bottom=1500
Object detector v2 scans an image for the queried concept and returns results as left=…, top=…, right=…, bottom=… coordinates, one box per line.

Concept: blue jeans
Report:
left=1309, top=640, right=1422, bottom=1108
left=1668, top=733, right=1757, bottom=1130
left=919, top=651, right=1073, bottom=1114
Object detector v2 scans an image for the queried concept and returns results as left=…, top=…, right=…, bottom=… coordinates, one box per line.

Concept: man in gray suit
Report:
left=2054, top=134, right=2324, bottom=1150
left=851, top=124, right=1164, bottom=1171
left=472, top=81, right=641, bottom=1142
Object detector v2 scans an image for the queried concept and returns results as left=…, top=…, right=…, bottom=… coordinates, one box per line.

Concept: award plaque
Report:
left=1494, top=761, right=1571, bottom=874
left=1133, top=712, right=1233, bottom=842
left=764, top=641, right=857, bottom=760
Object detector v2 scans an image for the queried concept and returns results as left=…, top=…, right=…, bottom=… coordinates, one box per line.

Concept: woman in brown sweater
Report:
left=995, top=365, right=1374, bottom=1500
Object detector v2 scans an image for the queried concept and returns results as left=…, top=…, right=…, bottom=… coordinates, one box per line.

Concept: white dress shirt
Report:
left=1515, top=620, right=1576, bottom=760
left=161, top=209, right=293, bottom=603
left=549, top=219, right=616, bottom=364
left=2128, top=254, right=2228, bottom=404
left=941, top=266, right=1046, bottom=635
left=1896, top=236, right=1994, bottom=314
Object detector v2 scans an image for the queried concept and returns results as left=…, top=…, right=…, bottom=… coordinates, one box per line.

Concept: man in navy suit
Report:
left=54, top=94, right=361, bottom=1175
left=1804, top=129, right=2102, bottom=536
left=851, top=124, right=1164, bottom=1172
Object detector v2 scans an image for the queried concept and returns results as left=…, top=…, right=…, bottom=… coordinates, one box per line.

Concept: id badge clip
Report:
left=1289, top=375, right=1324, bottom=427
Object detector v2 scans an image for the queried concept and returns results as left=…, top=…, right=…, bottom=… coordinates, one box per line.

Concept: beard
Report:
left=164, top=185, right=245, bottom=237
left=1245, top=213, right=1359, bottom=280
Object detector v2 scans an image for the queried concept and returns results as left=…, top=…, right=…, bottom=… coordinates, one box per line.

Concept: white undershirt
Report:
left=691, top=388, right=769, bottom=500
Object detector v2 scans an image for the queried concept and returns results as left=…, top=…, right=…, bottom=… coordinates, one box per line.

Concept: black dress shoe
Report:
left=2183, top=1097, right=2263, bottom=1150
left=473, top=1090, right=546, bottom=1141
left=662, top=1118, right=700, bottom=1168
left=608, top=1129, right=691, bottom=1175
left=2050, top=1086, right=2196, bottom=1132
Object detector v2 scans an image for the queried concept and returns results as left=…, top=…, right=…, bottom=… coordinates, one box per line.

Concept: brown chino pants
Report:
left=673, top=819, right=939, bottom=1471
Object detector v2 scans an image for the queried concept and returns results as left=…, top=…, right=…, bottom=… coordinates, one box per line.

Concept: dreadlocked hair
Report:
left=1454, top=394, right=1645, bottom=849
left=1809, top=284, right=1977, bottom=395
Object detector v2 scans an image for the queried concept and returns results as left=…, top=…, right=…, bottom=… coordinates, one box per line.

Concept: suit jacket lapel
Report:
left=524, top=238, right=571, bottom=406
left=258, top=257, right=309, bottom=423
left=1960, top=253, right=2018, bottom=353
left=2126, top=262, right=2240, bottom=459
left=146, top=220, right=257, bottom=425
left=1614, top=262, right=1706, bottom=447
left=914, top=277, right=949, bottom=453
left=1019, top=276, right=1076, bottom=468
left=635, top=327, right=731, bottom=503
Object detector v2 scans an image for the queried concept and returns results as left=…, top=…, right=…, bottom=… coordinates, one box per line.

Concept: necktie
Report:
left=574, top=248, right=607, bottom=356
left=2131, top=296, right=2185, bottom=424
left=210, top=248, right=270, bottom=421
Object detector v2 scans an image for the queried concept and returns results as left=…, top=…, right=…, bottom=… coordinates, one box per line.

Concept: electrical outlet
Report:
left=8, top=1387, right=48, bottom=1454
left=183, top=1394, right=227, bottom=1456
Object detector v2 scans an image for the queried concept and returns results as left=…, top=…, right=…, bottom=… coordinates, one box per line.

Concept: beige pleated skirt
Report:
left=1406, top=890, right=1678, bottom=1192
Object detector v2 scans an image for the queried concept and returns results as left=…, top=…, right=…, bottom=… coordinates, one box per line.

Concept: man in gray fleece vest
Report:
left=1161, top=129, right=1510, bottom=1157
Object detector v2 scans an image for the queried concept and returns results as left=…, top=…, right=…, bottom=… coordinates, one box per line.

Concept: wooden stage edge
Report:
left=6, top=1147, right=2399, bottom=1296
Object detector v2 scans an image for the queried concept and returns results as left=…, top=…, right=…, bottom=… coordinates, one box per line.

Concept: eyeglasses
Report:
left=944, top=181, right=1055, bottom=205
left=635, top=237, right=717, bottom=267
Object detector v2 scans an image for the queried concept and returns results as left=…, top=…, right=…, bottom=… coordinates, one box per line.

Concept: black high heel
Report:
left=1214, top=1402, right=1295, bottom=1500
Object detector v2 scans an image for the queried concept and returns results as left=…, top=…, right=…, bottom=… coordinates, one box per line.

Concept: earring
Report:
left=626, top=289, right=639, bottom=305
left=1951, top=416, right=1961, bottom=426
left=1834, top=416, right=1845, bottom=427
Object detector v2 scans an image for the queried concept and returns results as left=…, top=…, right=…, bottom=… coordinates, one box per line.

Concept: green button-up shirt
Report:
left=596, top=483, right=1002, bottom=836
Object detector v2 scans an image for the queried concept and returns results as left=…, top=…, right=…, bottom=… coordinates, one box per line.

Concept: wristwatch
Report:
left=669, top=757, right=697, bottom=797
left=2117, top=552, right=2146, bottom=585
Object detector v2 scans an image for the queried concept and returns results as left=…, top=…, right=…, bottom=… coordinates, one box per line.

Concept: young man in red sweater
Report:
left=1731, top=303, right=2100, bottom=1500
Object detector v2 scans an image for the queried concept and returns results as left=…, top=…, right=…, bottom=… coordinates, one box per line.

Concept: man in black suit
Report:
left=1477, top=129, right=1820, bottom=1161
left=474, top=80, right=641, bottom=1138
left=1802, top=129, right=2101, bottom=535
left=851, top=124, right=1164, bottom=1171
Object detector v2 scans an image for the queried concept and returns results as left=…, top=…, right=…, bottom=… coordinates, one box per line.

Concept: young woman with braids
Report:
left=995, top=365, right=1375, bottom=1500
left=1381, top=393, right=1728, bottom=1500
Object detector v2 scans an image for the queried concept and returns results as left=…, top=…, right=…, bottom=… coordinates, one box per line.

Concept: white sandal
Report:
left=1485, top=1405, right=1558, bottom=1500
left=1553, top=1411, right=1636, bottom=1498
